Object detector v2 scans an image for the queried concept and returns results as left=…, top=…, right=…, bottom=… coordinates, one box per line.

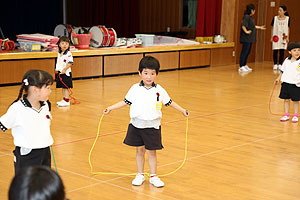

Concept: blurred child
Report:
left=275, top=42, right=300, bottom=122
left=9, top=166, right=66, bottom=200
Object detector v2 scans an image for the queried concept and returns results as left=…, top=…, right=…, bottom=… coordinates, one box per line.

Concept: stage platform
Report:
left=0, top=42, right=235, bottom=85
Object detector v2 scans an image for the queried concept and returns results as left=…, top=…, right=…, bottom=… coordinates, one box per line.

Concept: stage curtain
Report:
left=67, top=0, right=139, bottom=38
left=195, top=0, right=222, bottom=42
left=0, top=0, right=63, bottom=40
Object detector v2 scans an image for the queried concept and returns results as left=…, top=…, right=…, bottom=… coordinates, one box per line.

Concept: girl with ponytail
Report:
left=0, top=69, right=54, bottom=175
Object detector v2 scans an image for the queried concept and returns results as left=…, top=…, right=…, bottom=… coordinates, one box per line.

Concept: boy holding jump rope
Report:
left=275, top=42, right=300, bottom=122
left=103, top=56, right=189, bottom=187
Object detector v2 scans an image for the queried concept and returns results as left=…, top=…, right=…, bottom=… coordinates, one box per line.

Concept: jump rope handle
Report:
left=185, top=110, right=189, bottom=116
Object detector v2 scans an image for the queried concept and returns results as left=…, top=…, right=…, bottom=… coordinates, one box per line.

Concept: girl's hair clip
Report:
left=23, top=79, right=29, bottom=86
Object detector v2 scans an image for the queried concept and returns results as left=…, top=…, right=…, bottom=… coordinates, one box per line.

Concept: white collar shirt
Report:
left=0, top=97, right=53, bottom=149
left=124, top=81, right=172, bottom=129
left=280, top=57, right=300, bottom=84
left=55, top=50, right=73, bottom=76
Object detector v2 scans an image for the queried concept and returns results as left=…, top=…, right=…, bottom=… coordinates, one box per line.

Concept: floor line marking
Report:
left=60, top=130, right=288, bottom=197
left=60, top=168, right=164, bottom=200
left=53, top=103, right=266, bottom=147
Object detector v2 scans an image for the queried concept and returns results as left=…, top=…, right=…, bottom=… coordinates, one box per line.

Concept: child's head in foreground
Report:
left=9, top=166, right=65, bottom=200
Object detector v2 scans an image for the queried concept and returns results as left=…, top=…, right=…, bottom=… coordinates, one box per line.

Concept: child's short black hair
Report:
left=9, top=166, right=65, bottom=200
left=138, top=56, right=160, bottom=74
left=287, top=42, right=300, bottom=51
left=57, top=36, right=71, bottom=53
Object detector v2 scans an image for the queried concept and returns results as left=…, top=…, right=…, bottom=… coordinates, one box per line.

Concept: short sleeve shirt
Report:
left=55, top=50, right=73, bottom=76
left=0, top=97, right=53, bottom=148
left=240, top=15, right=256, bottom=43
left=124, top=81, right=172, bottom=128
left=280, top=57, right=300, bottom=84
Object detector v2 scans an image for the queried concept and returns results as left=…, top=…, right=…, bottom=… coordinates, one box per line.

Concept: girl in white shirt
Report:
left=55, top=36, right=73, bottom=107
left=0, top=69, right=54, bottom=174
left=275, top=42, right=300, bottom=123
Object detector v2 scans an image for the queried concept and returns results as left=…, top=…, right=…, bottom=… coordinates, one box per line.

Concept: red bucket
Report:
left=71, top=32, right=92, bottom=49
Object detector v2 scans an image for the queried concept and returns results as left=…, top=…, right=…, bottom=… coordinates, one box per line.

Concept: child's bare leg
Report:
left=293, top=101, right=299, bottom=114
left=136, top=146, right=146, bottom=173
left=146, top=150, right=157, bottom=174
left=147, top=149, right=164, bottom=187
left=284, top=99, right=290, bottom=114
left=62, top=88, right=70, bottom=99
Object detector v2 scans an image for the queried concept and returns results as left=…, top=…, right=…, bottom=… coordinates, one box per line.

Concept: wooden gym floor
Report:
left=1, top=63, right=300, bottom=200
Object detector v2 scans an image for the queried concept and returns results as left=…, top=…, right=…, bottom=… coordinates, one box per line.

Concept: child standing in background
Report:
left=275, top=42, right=300, bottom=122
left=0, top=70, right=54, bottom=174
left=271, top=5, right=290, bottom=70
left=103, top=56, right=189, bottom=187
left=56, top=36, right=73, bottom=107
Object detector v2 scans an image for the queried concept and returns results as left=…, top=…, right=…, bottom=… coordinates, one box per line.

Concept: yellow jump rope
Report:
left=88, top=114, right=189, bottom=178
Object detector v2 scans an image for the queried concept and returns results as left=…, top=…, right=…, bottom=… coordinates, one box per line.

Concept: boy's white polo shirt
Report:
left=0, top=97, right=53, bottom=149
left=124, top=81, right=172, bottom=129
left=281, top=57, right=300, bottom=84
left=55, top=50, right=73, bottom=76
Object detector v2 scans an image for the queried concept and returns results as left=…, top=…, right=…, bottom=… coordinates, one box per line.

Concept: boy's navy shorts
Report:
left=124, top=124, right=164, bottom=150
left=279, top=82, right=300, bottom=101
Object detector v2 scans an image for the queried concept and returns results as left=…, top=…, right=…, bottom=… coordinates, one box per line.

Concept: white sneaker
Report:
left=278, top=64, right=282, bottom=70
left=238, top=66, right=249, bottom=72
left=280, top=115, right=289, bottom=122
left=56, top=99, right=64, bottom=105
left=273, top=64, right=278, bottom=70
left=132, top=174, right=145, bottom=186
left=244, top=65, right=252, bottom=71
left=292, top=116, right=298, bottom=123
left=57, top=100, right=70, bottom=107
left=149, top=176, right=164, bottom=187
